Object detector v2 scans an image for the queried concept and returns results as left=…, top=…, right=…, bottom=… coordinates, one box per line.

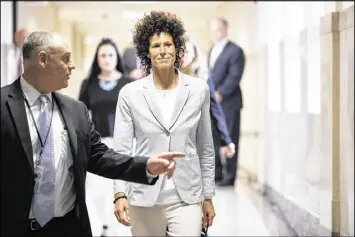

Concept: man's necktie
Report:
left=32, top=95, right=56, bottom=227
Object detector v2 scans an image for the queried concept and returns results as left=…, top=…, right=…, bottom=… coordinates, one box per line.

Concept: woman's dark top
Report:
left=79, top=75, right=133, bottom=137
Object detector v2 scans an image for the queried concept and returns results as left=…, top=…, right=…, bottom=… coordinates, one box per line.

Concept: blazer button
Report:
left=166, top=132, right=170, bottom=136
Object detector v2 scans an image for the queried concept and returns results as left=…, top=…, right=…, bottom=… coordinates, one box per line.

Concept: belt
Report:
left=28, top=210, right=75, bottom=231
left=29, top=219, right=42, bottom=231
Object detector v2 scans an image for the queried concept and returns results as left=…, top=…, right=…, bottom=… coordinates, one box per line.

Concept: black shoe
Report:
left=218, top=179, right=235, bottom=187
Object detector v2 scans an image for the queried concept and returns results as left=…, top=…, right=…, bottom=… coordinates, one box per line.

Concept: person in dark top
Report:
left=78, top=37, right=133, bottom=236
left=79, top=38, right=133, bottom=138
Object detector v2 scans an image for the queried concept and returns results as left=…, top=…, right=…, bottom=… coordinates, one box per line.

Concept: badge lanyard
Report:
left=23, top=94, right=54, bottom=167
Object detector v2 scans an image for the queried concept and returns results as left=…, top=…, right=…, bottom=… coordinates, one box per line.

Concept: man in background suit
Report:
left=122, top=47, right=145, bottom=80
left=0, top=31, right=184, bottom=237
left=208, top=17, right=245, bottom=186
left=4, top=28, right=30, bottom=86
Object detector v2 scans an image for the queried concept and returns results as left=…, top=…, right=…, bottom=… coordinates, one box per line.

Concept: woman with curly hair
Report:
left=112, top=11, right=216, bottom=236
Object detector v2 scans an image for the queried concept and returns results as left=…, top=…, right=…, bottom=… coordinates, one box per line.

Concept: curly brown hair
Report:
left=132, top=11, right=186, bottom=75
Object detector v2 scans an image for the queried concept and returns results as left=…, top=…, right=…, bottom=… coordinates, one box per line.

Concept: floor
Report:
left=87, top=174, right=294, bottom=236
left=206, top=182, right=270, bottom=236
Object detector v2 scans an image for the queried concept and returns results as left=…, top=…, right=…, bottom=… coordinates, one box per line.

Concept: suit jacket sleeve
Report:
left=207, top=77, right=232, bottom=146
left=112, top=88, right=136, bottom=194
left=216, top=46, right=245, bottom=98
left=78, top=79, right=90, bottom=110
left=82, top=100, right=158, bottom=185
left=197, top=82, right=216, bottom=199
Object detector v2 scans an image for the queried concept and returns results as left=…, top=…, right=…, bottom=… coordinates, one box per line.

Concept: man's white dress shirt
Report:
left=209, top=37, right=229, bottom=70
left=21, top=76, right=76, bottom=219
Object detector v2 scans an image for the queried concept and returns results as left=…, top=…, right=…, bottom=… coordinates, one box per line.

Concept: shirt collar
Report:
left=20, top=75, right=52, bottom=106
left=214, top=37, right=229, bottom=49
left=148, top=69, right=184, bottom=87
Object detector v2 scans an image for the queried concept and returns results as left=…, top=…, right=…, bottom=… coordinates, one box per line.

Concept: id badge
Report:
left=33, top=166, right=44, bottom=194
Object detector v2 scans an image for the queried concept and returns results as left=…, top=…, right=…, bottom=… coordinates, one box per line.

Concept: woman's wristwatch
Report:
left=113, top=193, right=127, bottom=204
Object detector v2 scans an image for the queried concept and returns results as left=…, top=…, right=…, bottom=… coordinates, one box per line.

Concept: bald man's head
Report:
left=22, top=31, right=69, bottom=60
left=210, top=17, right=229, bottom=44
left=22, top=31, right=75, bottom=94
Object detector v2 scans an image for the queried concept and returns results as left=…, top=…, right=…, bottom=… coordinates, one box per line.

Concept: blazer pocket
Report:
left=185, top=153, right=198, bottom=161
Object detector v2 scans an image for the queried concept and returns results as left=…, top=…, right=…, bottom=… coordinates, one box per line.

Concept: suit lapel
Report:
left=169, top=77, right=190, bottom=130
left=211, top=41, right=230, bottom=72
left=142, top=76, right=170, bottom=132
left=53, top=93, right=78, bottom=159
left=207, top=48, right=212, bottom=70
left=7, top=79, right=34, bottom=172
left=142, top=72, right=190, bottom=132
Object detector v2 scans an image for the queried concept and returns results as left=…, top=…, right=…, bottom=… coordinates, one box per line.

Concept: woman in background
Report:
left=180, top=35, right=208, bottom=79
left=79, top=37, right=133, bottom=236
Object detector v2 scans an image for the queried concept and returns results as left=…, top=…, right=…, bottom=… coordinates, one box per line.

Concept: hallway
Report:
left=91, top=175, right=295, bottom=236
left=1, top=2, right=353, bottom=236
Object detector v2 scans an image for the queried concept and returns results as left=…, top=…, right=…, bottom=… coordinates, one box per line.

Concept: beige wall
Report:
left=17, top=2, right=87, bottom=98
left=318, top=5, right=354, bottom=235
left=338, top=5, right=354, bottom=236
left=230, top=1, right=354, bottom=235
left=17, top=2, right=59, bottom=32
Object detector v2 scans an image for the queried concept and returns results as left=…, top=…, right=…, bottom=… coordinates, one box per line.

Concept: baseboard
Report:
left=263, top=184, right=332, bottom=236
left=238, top=167, right=332, bottom=236
left=238, top=167, right=298, bottom=236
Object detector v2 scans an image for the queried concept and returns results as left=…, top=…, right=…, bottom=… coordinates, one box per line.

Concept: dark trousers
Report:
left=25, top=210, right=83, bottom=237
left=213, top=109, right=241, bottom=183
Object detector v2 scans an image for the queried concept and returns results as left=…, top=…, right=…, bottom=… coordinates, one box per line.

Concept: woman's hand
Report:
left=114, top=197, right=131, bottom=226
left=202, top=199, right=216, bottom=228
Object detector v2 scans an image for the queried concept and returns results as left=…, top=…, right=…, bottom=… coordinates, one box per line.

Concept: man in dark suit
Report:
left=208, top=17, right=245, bottom=186
left=1, top=31, right=184, bottom=237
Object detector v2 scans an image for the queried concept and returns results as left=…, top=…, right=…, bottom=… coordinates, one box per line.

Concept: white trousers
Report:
left=130, top=202, right=202, bottom=236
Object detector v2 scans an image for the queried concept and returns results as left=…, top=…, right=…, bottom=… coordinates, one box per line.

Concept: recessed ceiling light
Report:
left=101, top=14, right=108, bottom=20
left=85, top=36, right=94, bottom=45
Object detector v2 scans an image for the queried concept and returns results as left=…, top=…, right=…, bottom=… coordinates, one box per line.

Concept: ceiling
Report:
left=54, top=1, right=224, bottom=13
left=54, top=1, right=226, bottom=38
